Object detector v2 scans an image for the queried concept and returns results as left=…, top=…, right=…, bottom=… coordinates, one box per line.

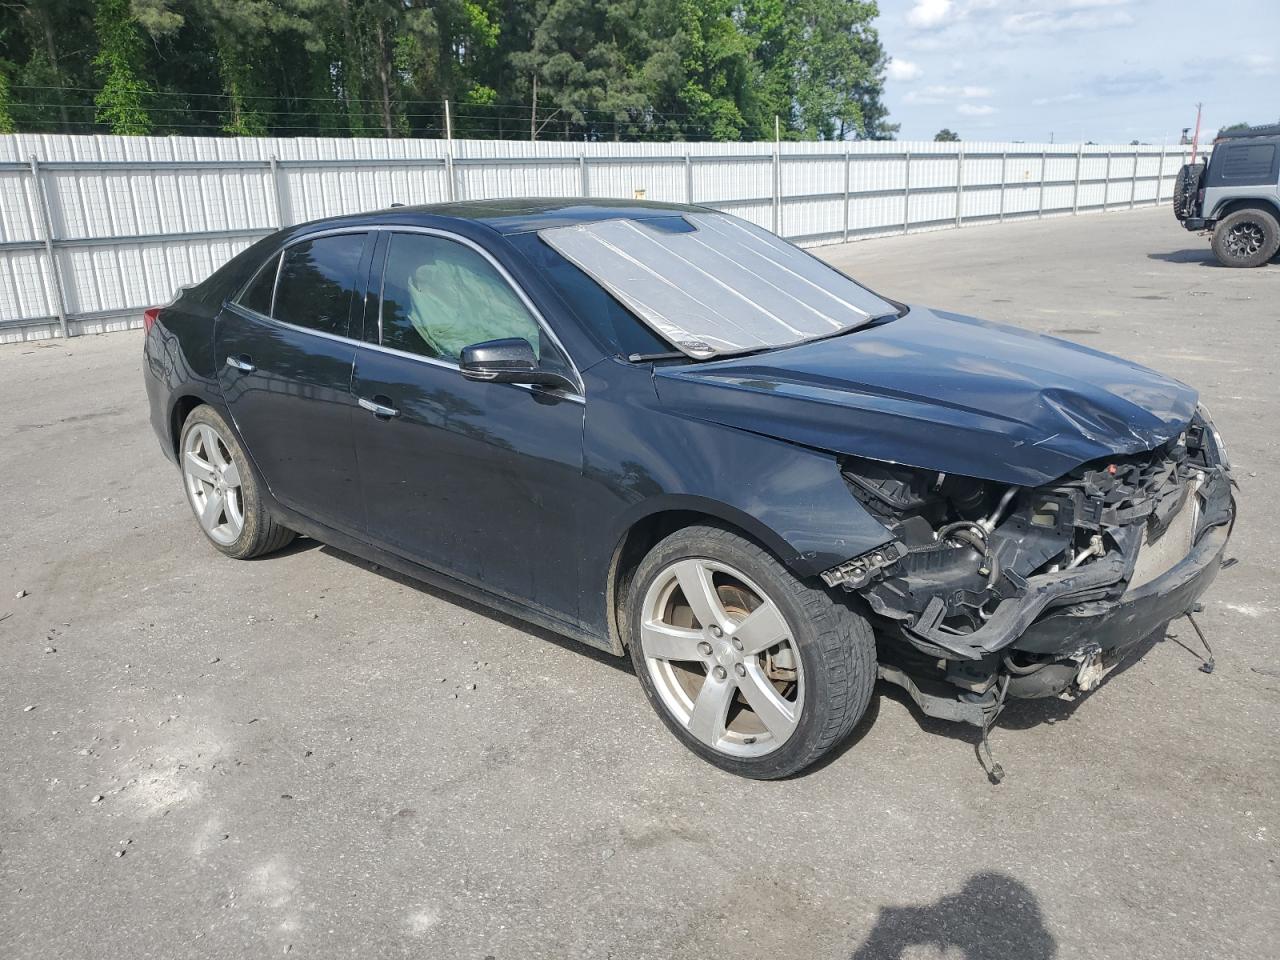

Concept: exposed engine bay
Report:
left=823, top=407, right=1235, bottom=728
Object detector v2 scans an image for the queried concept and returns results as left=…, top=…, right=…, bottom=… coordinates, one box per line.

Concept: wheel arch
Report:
left=1209, top=196, right=1280, bottom=223
left=604, top=498, right=812, bottom=655
left=169, top=394, right=207, bottom=458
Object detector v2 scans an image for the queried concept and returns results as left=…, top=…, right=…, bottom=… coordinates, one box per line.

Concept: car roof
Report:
left=303, top=198, right=706, bottom=237
left=1214, top=124, right=1280, bottom=143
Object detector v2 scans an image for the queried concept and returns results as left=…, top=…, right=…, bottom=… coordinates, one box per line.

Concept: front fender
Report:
left=580, top=363, right=894, bottom=581
left=600, top=431, right=894, bottom=579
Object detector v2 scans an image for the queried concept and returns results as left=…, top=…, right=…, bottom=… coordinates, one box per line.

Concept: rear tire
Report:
left=179, top=405, right=296, bottom=559
left=1172, top=163, right=1204, bottom=220
left=625, top=524, right=876, bottom=779
left=1211, top=208, right=1280, bottom=268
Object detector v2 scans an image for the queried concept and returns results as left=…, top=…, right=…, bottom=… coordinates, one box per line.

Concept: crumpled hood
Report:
left=653, top=306, right=1199, bottom=486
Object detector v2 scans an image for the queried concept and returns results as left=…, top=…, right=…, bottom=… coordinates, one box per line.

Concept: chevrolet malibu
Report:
left=143, top=199, right=1235, bottom=779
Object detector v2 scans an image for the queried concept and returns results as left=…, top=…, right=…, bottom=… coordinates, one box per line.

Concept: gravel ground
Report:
left=1, top=206, right=1277, bottom=960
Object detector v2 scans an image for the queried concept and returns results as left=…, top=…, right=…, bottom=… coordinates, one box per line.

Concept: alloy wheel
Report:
left=639, top=558, right=804, bottom=758
left=182, top=423, right=245, bottom=546
left=1225, top=221, right=1265, bottom=259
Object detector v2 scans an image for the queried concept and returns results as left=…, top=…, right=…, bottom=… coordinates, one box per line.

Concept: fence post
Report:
left=684, top=147, right=693, bottom=204
left=444, top=99, right=457, bottom=202
left=1102, top=151, right=1112, bottom=211
left=1037, top=149, right=1047, bottom=218
left=998, top=151, right=1007, bottom=222
left=902, top=150, right=911, bottom=235
left=580, top=154, right=590, bottom=198
left=1156, top=143, right=1167, bottom=203
left=1072, top=145, right=1083, bottom=215
left=268, top=155, right=286, bottom=227
left=772, top=118, right=781, bottom=235
left=842, top=145, right=851, bottom=243
left=955, top=148, right=964, bottom=227
left=1130, top=149, right=1139, bottom=209
left=28, top=156, right=69, bottom=339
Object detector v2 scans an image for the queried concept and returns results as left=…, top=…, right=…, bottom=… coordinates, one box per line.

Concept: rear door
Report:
left=216, top=230, right=373, bottom=536
left=350, top=228, right=588, bottom=626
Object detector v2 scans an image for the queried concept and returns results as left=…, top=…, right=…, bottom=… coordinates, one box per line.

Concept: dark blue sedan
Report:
left=143, top=199, right=1234, bottom=779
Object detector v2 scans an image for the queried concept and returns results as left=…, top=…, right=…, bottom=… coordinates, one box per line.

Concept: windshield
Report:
left=538, top=212, right=896, bottom=358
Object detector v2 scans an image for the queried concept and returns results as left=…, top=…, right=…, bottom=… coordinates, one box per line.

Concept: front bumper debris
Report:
left=830, top=409, right=1235, bottom=723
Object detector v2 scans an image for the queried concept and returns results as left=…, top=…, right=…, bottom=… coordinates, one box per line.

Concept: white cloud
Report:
left=1003, top=6, right=1134, bottom=34
left=1031, top=92, right=1085, bottom=106
left=887, top=58, right=923, bottom=82
left=958, top=103, right=998, bottom=116
left=1243, top=53, right=1277, bottom=76
left=905, top=84, right=993, bottom=105
left=907, top=0, right=955, bottom=29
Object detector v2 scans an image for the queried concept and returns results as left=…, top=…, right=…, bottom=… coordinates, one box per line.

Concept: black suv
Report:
left=1174, top=125, right=1280, bottom=267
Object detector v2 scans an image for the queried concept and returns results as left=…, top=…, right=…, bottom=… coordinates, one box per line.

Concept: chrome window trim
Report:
left=231, top=250, right=282, bottom=313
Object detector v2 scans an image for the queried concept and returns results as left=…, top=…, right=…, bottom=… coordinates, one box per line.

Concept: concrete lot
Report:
left=1, top=206, right=1277, bottom=960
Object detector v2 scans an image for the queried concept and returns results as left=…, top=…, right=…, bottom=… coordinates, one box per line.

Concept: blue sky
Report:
left=876, top=0, right=1280, bottom=144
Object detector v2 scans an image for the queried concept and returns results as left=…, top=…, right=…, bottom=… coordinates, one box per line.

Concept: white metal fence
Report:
left=0, top=134, right=1196, bottom=343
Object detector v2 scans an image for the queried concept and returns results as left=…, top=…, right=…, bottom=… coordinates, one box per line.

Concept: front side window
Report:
left=273, top=233, right=367, bottom=337
left=379, top=232, right=543, bottom=363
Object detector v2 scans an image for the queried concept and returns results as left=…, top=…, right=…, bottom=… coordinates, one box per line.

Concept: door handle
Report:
left=225, top=355, right=256, bottom=373
left=357, top=396, right=400, bottom=419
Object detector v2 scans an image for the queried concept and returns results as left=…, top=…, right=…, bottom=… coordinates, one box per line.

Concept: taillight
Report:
left=143, top=306, right=160, bottom=334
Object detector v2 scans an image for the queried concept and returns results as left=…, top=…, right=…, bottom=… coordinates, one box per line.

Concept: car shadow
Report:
left=1147, top=248, right=1219, bottom=266
left=1148, top=247, right=1280, bottom=266
left=849, top=871, right=1056, bottom=959
left=316, top=544, right=634, bottom=676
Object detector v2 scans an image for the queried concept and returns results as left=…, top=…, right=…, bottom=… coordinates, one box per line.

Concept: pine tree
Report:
left=93, top=0, right=156, bottom=135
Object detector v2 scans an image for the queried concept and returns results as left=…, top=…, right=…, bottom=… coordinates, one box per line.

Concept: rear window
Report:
left=1214, top=143, right=1277, bottom=183
left=273, top=233, right=368, bottom=337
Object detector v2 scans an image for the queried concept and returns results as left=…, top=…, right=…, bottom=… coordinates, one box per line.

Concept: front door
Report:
left=216, top=231, right=372, bottom=536
left=351, top=229, right=587, bottom=627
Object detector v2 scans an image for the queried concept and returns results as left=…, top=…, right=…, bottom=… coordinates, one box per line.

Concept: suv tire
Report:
left=1211, top=207, right=1280, bottom=268
left=626, top=524, right=876, bottom=779
left=1172, top=163, right=1204, bottom=221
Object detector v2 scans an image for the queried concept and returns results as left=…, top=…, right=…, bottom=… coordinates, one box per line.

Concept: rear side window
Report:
left=1217, top=143, right=1276, bottom=183
left=237, top=254, right=279, bottom=316
left=273, top=233, right=368, bottom=337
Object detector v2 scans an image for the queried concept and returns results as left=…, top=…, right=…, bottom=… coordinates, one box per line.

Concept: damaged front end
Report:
left=824, top=406, right=1235, bottom=728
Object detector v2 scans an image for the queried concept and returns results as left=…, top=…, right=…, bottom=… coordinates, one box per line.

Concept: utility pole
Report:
left=530, top=74, right=538, bottom=141
left=1190, top=102, right=1203, bottom=165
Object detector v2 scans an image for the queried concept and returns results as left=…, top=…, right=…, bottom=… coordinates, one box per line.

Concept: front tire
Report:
left=1211, top=208, right=1280, bottom=267
left=179, top=405, right=295, bottom=559
left=626, top=525, right=876, bottom=779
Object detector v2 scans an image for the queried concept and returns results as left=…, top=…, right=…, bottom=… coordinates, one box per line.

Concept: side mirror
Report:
left=458, top=338, right=574, bottom=391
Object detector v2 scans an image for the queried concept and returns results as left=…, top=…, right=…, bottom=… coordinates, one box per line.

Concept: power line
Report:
left=9, top=84, right=727, bottom=122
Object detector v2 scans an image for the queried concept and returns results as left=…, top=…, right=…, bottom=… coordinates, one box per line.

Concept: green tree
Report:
left=0, top=0, right=898, bottom=142
left=93, top=0, right=156, bottom=134
left=787, top=0, right=885, bottom=139
left=0, top=68, right=14, bottom=133
left=934, top=127, right=959, bottom=142
left=677, top=0, right=754, bottom=140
